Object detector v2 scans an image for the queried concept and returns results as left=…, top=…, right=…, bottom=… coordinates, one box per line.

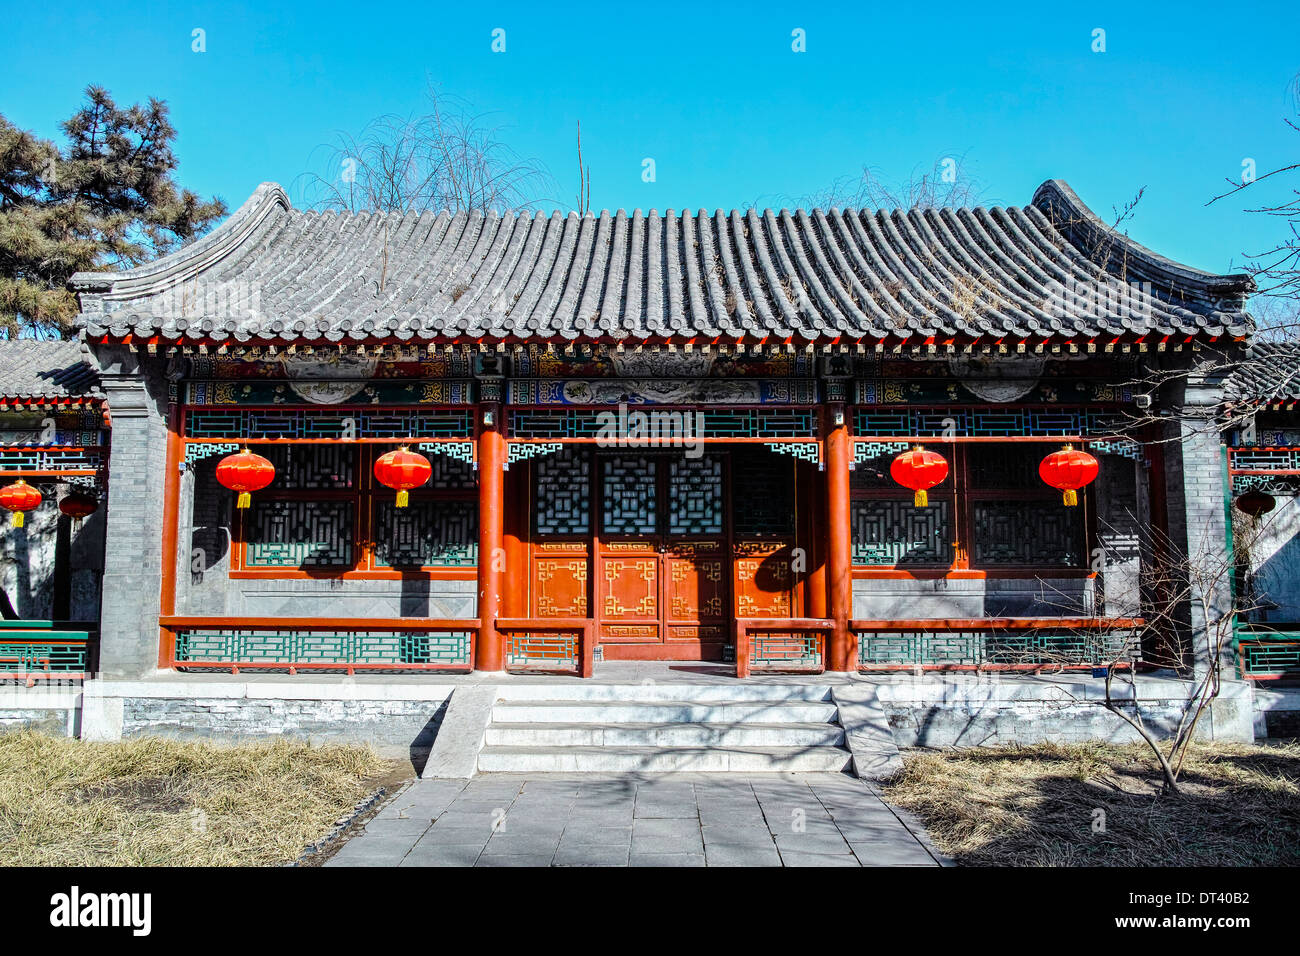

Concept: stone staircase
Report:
left=475, top=684, right=858, bottom=774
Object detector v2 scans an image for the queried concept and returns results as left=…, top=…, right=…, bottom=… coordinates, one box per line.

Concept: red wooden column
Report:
left=156, top=404, right=184, bottom=669
left=824, top=402, right=856, bottom=671
left=476, top=402, right=506, bottom=671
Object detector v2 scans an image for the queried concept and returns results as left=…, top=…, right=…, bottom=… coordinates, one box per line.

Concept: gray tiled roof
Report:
left=70, top=179, right=1254, bottom=345
left=0, top=340, right=102, bottom=401
left=1225, top=342, right=1300, bottom=404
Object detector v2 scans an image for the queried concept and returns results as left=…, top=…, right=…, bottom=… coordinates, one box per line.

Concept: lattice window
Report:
left=972, top=503, right=1085, bottom=566
left=602, top=455, right=657, bottom=535
left=967, top=444, right=1085, bottom=567
left=850, top=447, right=900, bottom=489
left=261, top=445, right=356, bottom=489
left=373, top=500, right=478, bottom=567
left=732, top=448, right=795, bottom=536
left=224, top=444, right=477, bottom=574
left=426, top=454, right=476, bottom=490
left=668, top=457, right=724, bottom=534
left=534, top=446, right=591, bottom=535
left=851, top=443, right=1088, bottom=570
left=851, top=500, right=951, bottom=566
left=245, top=500, right=354, bottom=567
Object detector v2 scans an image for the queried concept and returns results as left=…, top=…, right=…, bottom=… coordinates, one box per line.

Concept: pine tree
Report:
left=0, top=86, right=226, bottom=339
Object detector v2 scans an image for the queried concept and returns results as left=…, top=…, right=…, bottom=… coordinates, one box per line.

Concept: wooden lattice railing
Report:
left=1234, top=623, right=1300, bottom=681
left=497, top=617, right=595, bottom=677
left=0, top=620, right=96, bottom=683
left=159, top=616, right=480, bottom=674
left=853, top=617, right=1144, bottom=671
left=734, top=618, right=833, bottom=677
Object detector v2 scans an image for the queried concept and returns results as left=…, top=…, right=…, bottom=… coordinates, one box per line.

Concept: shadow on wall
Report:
left=1249, top=495, right=1300, bottom=622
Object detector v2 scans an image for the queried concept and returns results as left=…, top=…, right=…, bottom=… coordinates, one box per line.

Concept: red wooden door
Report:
left=595, top=453, right=729, bottom=659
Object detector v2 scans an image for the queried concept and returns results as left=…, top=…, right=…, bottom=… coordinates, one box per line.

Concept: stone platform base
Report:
left=0, top=671, right=1274, bottom=774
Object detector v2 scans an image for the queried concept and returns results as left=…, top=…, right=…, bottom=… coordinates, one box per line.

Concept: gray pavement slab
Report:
left=325, top=772, right=939, bottom=868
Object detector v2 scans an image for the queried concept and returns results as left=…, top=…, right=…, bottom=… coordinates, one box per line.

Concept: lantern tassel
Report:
left=1063, top=489, right=1078, bottom=507
left=12, top=512, right=23, bottom=529
left=396, top=489, right=410, bottom=508
left=237, top=491, right=251, bottom=509
left=914, top=489, right=928, bottom=508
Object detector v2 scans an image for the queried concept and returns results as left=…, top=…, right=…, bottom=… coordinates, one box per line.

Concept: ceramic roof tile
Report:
left=70, top=180, right=1255, bottom=345
left=0, top=340, right=102, bottom=400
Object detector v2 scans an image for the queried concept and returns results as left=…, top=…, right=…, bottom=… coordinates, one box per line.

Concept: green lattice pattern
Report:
left=174, top=629, right=471, bottom=666
left=0, top=641, right=88, bottom=672
left=751, top=632, right=823, bottom=670
left=1235, top=627, right=1300, bottom=679
left=854, top=406, right=1122, bottom=438
left=506, top=632, right=579, bottom=671
left=509, top=408, right=816, bottom=440
left=859, top=629, right=1136, bottom=667
left=185, top=408, right=474, bottom=440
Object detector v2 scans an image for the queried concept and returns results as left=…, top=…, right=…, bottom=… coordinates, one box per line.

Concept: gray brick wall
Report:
left=93, top=348, right=170, bottom=678
left=1159, top=375, right=1234, bottom=677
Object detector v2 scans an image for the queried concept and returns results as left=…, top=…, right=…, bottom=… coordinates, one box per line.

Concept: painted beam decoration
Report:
left=508, top=378, right=816, bottom=405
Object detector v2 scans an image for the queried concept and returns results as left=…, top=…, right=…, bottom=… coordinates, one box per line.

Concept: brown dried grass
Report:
left=881, top=741, right=1300, bottom=866
left=0, top=731, right=395, bottom=866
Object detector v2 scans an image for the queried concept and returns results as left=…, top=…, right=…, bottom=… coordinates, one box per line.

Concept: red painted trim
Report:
left=227, top=569, right=476, bottom=581
left=852, top=569, right=1098, bottom=580
left=161, top=615, right=480, bottom=630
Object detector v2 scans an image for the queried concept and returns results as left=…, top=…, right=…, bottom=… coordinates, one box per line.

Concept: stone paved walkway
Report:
left=326, top=773, right=943, bottom=867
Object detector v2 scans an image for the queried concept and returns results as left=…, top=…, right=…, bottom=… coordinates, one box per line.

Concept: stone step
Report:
left=496, top=684, right=833, bottom=703
left=490, top=700, right=840, bottom=724
left=476, top=745, right=855, bottom=774
left=484, top=720, right=847, bottom=748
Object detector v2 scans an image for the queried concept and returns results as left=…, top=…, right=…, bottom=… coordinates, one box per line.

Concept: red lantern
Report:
left=890, top=445, right=949, bottom=507
left=374, top=446, right=432, bottom=507
left=216, top=447, right=276, bottom=509
left=1234, top=490, right=1276, bottom=518
left=0, top=479, right=42, bottom=528
left=59, top=492, right=99, bottom=527
left=1038, top=444, right=1099, bottom=507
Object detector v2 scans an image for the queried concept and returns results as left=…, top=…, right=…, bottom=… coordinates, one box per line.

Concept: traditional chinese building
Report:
left=1223, top=342, right=1300, bottom=690
left=0, top=341, right=105, bottom=681
left=5, top=179, right=1266, bottom=693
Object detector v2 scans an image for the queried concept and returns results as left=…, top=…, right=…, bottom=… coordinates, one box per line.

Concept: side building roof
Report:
left=1224, top=342, right=1300, bottom=407
left=0, top=340, right=103, bottom=406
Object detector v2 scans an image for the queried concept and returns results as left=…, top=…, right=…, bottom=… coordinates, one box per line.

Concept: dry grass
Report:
left=882, top=741, right=1300, bottom=866
left=0, top=731, right=397, bottom=866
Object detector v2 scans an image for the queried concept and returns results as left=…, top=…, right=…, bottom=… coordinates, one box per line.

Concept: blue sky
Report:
left=3, top=1, right=1298, bottom=278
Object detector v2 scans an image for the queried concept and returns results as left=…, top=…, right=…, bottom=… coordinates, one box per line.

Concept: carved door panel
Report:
left=733, top=538, right=796, bottom=619
left=730, top=449, right=799, bottom=622
left=597, top=455, right=662, bottom=643
left=663, top=456, right=728, bottom=646
left=593, top=453, right=730, bottom=651
left=530, top=448, right=591, bottom=619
